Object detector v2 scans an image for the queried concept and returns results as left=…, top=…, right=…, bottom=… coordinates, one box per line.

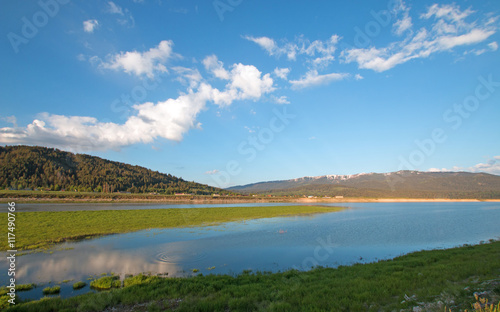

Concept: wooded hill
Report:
left=0, top=145, right=230, bottom=195
left=228, top=171, right=500, bottom=199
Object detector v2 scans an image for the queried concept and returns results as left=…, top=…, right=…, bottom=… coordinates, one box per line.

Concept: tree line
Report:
left=0, top=146, right=230, bottom=195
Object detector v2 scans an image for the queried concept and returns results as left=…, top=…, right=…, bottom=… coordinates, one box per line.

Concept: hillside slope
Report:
left=228, top=171, right=500, bottom=199
left=0, top=145, right=229, bottom=195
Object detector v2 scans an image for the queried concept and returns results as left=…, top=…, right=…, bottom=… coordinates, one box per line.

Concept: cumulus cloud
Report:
left=172, top=66, right=203, bottom=88
left=0, top=86, right=211, bottom=151
left=343, top=3, right=497, bottom=72
left=429, top=156, right=500, bottom=175
left=100, top=40, right=177, bottom=78
left=203, top=55, right=230, bottom=79
left=83, top=19, right=99, bottom=33
left=1, top=51, right=275, bottom=152
left=203, top=55, right=274, bottom=107
left=289, top=70, right=348, bottom=90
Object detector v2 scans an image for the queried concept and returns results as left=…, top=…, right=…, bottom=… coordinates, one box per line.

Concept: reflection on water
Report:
left=2, top=202, right=499, bottom=301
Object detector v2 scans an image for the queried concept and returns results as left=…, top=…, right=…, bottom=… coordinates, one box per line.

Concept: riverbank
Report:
left=0, top=205, right=344, bottom=251
left=3, top=241, right=499, bottom=311
left=1, top=190, right=499, bottom=204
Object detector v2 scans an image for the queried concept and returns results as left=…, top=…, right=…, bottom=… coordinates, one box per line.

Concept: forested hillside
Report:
left=0, top=145, right=229, bottom=195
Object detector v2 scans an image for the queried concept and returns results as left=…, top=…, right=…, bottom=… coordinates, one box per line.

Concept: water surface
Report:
left=2, top=202, right=499, bottom=300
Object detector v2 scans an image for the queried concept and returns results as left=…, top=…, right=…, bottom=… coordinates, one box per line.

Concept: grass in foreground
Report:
left=1, top=205, right=343, bottom=251
left=4, top=241, right=499, bottom=312
left=89, top=276, right=121, bottom=290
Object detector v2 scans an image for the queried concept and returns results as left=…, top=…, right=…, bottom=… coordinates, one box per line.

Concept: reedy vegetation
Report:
left=2, top=241, right=499, bottom=311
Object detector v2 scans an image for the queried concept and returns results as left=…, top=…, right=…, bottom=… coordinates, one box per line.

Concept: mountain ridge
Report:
left=228, top=170, right=500, bottom=199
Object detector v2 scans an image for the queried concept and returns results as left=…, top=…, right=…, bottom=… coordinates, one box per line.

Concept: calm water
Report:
left=2, top=202, right=499, bottom=300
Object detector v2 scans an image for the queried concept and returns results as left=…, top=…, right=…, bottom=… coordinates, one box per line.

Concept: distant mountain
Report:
left=228, top=171, right=500, bottom=199
left=0, top=145, right=230, bottom=195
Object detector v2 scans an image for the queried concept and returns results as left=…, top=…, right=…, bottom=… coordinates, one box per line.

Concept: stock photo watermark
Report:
left=211, top=106, right=295, bottom=188
left=213, top=0, right=243, bottom=22
left=6, top=202, right=17, bottom=305
left=339, top=0, right=403, bottom=50
left=7, top=0, right=69, bottom=54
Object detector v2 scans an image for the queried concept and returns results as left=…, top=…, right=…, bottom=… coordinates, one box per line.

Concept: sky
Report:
left=1, top=0, right=499, bottom=188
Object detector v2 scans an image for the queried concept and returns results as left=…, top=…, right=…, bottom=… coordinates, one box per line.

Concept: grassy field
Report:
left=0, top=205, right=344, bottom=251
left=2, top=241, right=499, bottom=311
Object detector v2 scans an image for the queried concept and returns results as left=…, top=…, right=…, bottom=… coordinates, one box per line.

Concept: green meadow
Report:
left=2, top=241, right=499, bottom=311
left=1, top=205, right=343, bottom=251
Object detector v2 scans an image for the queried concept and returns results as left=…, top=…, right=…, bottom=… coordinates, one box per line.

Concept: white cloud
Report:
left=421, top=3, right=473, bottom=24
left=488, top=41, right=498, bottom=51
left=1, top=51, right=276, bottom=151
left=354, top=74, right=364, bottom=80
left=107, top=1, right=124, bottom=15
left=203, top=55, right=230, bottom=79
left=0, top=85, right=213, bottom=151
left=289, top=70, right=348, bottom=90
left=244, top=35, right=339, bottom=67
left=83, top=19, right=99, bottom=33
left=343, top=4, right=497, bottom=72
left=100, top=40, right=177, bottom=78
left=273, top=67, right=290, bottom=80
left=205, top=169, right=219, bottom=175
left=203, top=55, right=275, bottom=107
left=393, top=1, right=413, bottom=36
left=243, top=36, right=278, bottom=55
left=272, top=95, right=290, bottom=105
left=428, top=156, right=500, bottom=175
left=172, top=67, right=202, bottom=88
left=106, top=1, right=134, bottom=27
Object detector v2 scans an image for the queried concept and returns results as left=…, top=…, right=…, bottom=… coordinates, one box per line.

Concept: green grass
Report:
left=89, top=276, right=121, bottom=290
left=72, top=282, right=86, bottom=290
left=41, top=286, right=60, bottom=295
left=0, top=205, right=343, bottom=251
left=0, top=284, right=35, bottom=295
left=123, top=274, right=160, bottom=288
left=5, top=241, right=500, bottom=312
left=15, top=284, right=35, bottom=292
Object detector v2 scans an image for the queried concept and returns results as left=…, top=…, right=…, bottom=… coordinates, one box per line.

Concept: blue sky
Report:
left=1, top=0, right=499, bottom=187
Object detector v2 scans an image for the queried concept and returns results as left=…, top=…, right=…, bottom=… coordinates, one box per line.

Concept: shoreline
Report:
left=4, top=241, right=499, bottom=311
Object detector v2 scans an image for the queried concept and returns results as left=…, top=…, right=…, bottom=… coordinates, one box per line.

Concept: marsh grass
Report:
left=5, top=241, right=499, bottom=312
left=123, top=274, right=160, bottom=288
left=0, top=206, right=343, bottom=251
left=89, top=276, right=121, bottom=290
left=72, top=282, right=86, bottom=290
left=41, top=286, right=60, bottom=295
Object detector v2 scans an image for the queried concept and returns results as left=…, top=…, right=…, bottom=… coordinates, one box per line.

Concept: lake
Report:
left=2, top=202, right=499, bottom=301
